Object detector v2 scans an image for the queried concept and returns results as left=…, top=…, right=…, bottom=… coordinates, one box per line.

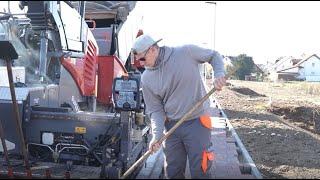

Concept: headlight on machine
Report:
left=42, top=132, right=54, bottom=145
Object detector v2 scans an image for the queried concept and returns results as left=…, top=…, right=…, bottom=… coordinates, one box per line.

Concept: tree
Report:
left=226, top=54, right=255, bottom=80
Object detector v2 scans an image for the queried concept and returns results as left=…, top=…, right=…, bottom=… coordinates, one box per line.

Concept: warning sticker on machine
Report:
left=75, top=127, right=86, bottom=134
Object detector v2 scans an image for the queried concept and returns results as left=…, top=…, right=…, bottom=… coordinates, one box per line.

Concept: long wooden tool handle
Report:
left=121, top=87, right=216, bottom=179
left=6, top=59, right=30, bottom=170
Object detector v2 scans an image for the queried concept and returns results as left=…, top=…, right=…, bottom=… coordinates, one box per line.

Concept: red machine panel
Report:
left=61, top=40, right=98, bottom=96
left=97, top=55, right=128, bottom=105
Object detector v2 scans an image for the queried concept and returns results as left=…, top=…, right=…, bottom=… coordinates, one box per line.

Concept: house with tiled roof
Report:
left=295, top=54, right=320, bottom=81
left=268, top=54, right=320, bottom=82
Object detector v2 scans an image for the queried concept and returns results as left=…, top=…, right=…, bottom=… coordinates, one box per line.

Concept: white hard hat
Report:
left=131, top=34, right=162, bottom=54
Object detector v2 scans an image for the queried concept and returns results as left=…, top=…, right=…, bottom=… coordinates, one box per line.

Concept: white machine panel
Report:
left=0, top=66, right=25, bottom=87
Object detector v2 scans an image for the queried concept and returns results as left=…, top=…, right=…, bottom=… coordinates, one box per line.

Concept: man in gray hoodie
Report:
left=131, top=34, right=226, bottom=179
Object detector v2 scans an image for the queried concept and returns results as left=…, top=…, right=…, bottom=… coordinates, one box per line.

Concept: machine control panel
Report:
left=112, top=76, right=141, bottom=111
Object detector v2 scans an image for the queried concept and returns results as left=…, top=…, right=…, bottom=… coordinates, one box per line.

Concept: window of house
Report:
left=312, top=63, right=315, bottom=67
left=311, top=72, right=315, bottom=75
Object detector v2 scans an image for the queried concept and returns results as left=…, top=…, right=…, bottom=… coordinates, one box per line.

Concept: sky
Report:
left=133, top=1, right=320, bottom=65
left=1, top=1, right=320, bottom=65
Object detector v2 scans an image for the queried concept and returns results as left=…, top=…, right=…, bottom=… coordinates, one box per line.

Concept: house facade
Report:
left=296, top=54, right=320, bottom=81
left=268, top=54, right=320, bottom=82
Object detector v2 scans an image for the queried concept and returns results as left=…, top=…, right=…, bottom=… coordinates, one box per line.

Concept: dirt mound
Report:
left=230, top=87, right=266, bottom=97
left=226, top=82, right=233, bottom=86
left=215, top=80, right=320, bottom=179
left=268, top=105, right=320, bottom=133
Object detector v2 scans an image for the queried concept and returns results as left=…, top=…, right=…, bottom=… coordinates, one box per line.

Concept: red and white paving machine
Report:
left=0, top=1, right=149, bottom=178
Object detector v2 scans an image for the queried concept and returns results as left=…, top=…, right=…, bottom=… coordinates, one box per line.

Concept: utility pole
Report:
left=205, top=1, right=217, bottom=83
left=7, top=1, right=11, bottom=13
left=202, top=42, right=208, bottom=83
left=205, top=1, right=216, bottom=50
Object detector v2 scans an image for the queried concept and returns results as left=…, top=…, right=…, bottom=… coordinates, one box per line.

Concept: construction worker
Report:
left=131, top=34, right=226, bottom=179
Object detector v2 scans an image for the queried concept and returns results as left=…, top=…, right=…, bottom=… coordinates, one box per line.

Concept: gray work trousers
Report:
left=163, top=118, right=213, bottom=179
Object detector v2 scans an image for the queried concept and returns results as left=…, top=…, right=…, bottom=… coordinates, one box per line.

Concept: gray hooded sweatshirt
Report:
left=141, top=44, right=225, bottom=142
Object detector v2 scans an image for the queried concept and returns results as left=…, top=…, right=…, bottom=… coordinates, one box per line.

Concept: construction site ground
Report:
left=209, top=79, right=320, bottom=179
left=137, top=96, right=256, bottom=179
